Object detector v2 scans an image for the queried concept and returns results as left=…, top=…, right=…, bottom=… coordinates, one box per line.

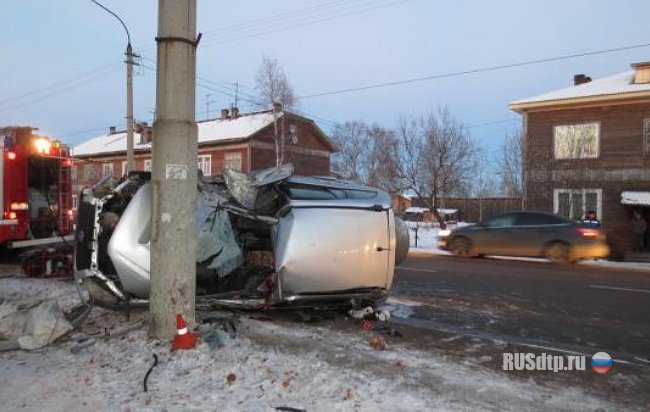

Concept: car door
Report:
left=469, top=213, right=518, bottom=255
left=513, top=213, right=571, bottom=257
left=274, top=202, right=391, bottom=297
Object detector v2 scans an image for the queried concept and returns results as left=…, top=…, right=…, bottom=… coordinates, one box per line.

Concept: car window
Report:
left=284, top=184, right=345, bottom=200
left=483, top=214, right=517, bottom=228
left=345, top=189, right=377, bottom=199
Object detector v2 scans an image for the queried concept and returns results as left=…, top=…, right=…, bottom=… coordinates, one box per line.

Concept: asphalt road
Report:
left=393, top=254, right=650, bottom=363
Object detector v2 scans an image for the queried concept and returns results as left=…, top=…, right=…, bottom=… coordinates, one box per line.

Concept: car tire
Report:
left=545, top=242, right=574, bottom=265
left=450, top=237, right=472, bottom=258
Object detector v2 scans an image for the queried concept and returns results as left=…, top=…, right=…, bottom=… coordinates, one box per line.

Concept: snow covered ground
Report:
left=0, top=270, right=627, bottom=411
left=406, top=223, right=650, bottom=272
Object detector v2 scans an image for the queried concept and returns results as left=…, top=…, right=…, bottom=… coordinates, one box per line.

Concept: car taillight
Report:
left=4, top=211, right=17, bottom=220
left=577, top=227, right=601, bottom=238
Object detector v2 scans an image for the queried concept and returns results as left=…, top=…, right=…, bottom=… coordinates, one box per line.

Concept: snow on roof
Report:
left=405, top=207, right=429, bottom=214
left=510, top=70, right=650, bottom=109
left=405, top=207, right=458, bottom=214
left=621, top=191, right=650, bottom=206
left=73, top=112, right=279, bottom=156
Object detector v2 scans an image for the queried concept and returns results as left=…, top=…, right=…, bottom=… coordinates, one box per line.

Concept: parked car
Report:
left=74, top=165, right=409, bottom=310
left=436, top=211, right=609, bottom=264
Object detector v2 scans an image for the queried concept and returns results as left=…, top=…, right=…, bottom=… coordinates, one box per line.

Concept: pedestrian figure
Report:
left=580, top=210, right=602, bottom=229
left=630, top=211, right=647, bottom=252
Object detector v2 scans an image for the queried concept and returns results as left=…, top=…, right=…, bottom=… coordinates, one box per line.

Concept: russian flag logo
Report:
left=591, top=352, right=612, bottom=374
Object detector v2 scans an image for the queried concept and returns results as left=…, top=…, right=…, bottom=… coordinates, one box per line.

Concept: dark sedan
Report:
left=437, top=211, right=610, bottom=264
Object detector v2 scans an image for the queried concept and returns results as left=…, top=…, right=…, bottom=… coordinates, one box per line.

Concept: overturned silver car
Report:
left=74, top=165, right=409, bottom=310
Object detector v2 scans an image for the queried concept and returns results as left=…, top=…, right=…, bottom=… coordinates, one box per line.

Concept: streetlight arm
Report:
left=91, top=0, right=131, bottom=46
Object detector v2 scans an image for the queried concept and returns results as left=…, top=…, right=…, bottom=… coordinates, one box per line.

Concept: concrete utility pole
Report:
left=150, top=0, right=198, bottom=339
left=91, top=0, right=135, bottom=173
left=126, top=43, right=135, bottom=173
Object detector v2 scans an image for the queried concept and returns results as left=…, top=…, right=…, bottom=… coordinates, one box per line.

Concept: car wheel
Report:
left=545, top=242, right=574, bottom=265
left=450, top=237, right=472, bottom=258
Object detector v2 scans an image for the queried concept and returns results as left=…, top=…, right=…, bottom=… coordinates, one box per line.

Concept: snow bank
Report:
left=0, top=269, right=619, bottom=411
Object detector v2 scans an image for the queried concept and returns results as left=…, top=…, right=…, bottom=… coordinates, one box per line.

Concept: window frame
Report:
left=144, top=159, right=152, bottom=172
left=223, top=151, right=242, bottom=172
left=101, top=162, right=113, bottom=178
left=553, top=122, right=600, bottom=160
left=553, top=188, right=602, bottom=221
left=197, top=154, right=212, bottom=176
left=643, top=117, right=650, bottom=156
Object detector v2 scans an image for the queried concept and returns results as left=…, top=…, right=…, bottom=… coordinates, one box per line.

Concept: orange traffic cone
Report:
left=171, top=313, right=198, bottom=351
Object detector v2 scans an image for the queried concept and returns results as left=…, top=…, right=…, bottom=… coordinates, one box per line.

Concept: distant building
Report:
left=71, top=107, right=338, bottom=208
left=510, top=62, right=650, bottom=257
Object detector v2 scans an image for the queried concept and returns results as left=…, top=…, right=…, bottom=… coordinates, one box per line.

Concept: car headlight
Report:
left=438, top=229, right=451, bottom=237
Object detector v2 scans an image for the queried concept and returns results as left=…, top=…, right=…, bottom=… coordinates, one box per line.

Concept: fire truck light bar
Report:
left=10, top=202, right=29, bottom=211
left=33, top=138, right=52, bottom=154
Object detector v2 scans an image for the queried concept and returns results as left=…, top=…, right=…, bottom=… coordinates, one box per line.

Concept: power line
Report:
left=136, top=0, right=403, bottom=53
left=0, top=64, right=122, bottom=113
left=299, top=41, right=650, bottom=99
left=0, top=60, right=121, bottom=106
left=199, top=0, right=409, bottom=48
left=200, top=0, right=356, bottom=37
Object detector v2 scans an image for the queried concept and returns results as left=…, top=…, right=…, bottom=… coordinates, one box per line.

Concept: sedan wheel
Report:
left=450, top=238, right=472, bottom=258
left=545, top=242, right=573, bottom=265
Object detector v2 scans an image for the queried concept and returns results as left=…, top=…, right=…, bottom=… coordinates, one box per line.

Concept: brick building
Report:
left=510, top=62, right=650, bottom=257
left=71, top=108, right=338, bottom=207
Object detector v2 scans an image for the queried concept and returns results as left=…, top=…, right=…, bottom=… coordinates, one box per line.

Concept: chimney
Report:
left=230, top=107, right=239, bottom=119
left=137, top=122, right=153, bottom=144
left=573, top=74, right=592, bottom=86
left=109, top=126, right=117, bottom=134
left=631, top=62, right=650, bottom=84
left=221, top=108, right=229, bottom=120
left=272, top=101, right=283, bottom=113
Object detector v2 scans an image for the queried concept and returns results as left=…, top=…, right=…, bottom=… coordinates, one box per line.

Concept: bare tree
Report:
left=472, top=157, right=501, bottom=221
left=498, top=130, right=524, bottom=198
left=396, top=107, right=477, bottom=229
left=365, top=124, right=401, bottom=193
left=254, top=55, right=297, bottom=165
left=254, top=55, right=296, bottom=109
left=330, top=120, right=369, bottom=181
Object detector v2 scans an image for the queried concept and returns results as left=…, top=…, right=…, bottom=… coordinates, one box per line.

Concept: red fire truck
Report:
left=1, top=126, right=74, bottom=249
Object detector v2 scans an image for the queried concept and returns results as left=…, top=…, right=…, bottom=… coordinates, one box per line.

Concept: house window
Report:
left=197, top=154, right=212, bottom=176
left=102, top=162, right=114, bottom=177
left=553, top=188, right=602, bottom=221
left=554, top=123, right=599, bottom=159
left=72, top=194, right=78, bottom=210
left=223, top=152, right=242, bottom=171
left=643, top=119, right=650, bottom=156
left=84, top=164, right=96, bottom=181
left=122, top=161, right=128, bottom=176
left=144, top=159, right=152, bottom=172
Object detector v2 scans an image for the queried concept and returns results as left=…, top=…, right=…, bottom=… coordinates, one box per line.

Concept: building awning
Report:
left=621, top=191, right=650, bottom=206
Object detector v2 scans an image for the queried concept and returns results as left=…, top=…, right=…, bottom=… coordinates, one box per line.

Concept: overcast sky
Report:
left=3, top=0, right=650, bottom=154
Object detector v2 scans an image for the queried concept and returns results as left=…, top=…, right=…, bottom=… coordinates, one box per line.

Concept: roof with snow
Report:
left=621, top=191, right=650, bottom=206
left=510, top=70, right=650, bottom=112
left=73, top=111, right=336, bottom=157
